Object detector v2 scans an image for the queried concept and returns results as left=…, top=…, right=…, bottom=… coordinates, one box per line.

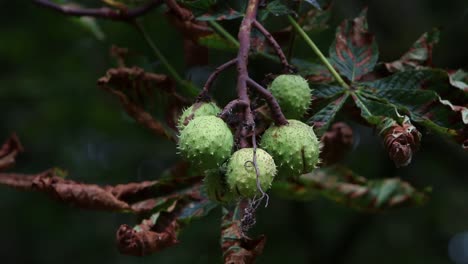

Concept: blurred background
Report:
left=0, top=0, right=467, bottom=263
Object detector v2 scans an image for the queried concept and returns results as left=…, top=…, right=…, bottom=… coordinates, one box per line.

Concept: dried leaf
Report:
left=385, top=29, right=440, bottom=72
left=221, top=205, right=266, bottom=264
left=272, top=165, right=429, bottom=210
left=117, top=184, right=217, bottom=256
left=97, top=67, right=188, bottom=140
left=0, top=134, right=23, bottom=171
left=0, top=145, right=202, bottom=212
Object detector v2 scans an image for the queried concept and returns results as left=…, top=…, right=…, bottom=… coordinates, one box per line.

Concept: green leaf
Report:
left=362, top=69, right=467, bottom=138
left=329, top=9, right=378, bottom=82
left=72, top=17, right=105, bottom=41
left=308, top=93, right=349, bottom=136
left=197, top=34, right=238, bottom=51
left=385, top=29, right=440, bottom=72
left=259, top=0, right=294, bottom=21
left=293, top=59, right=333, bottom=83
left=311, top=84, right=345, bottom=99
left=351, top=91, right=404, bottom=126
left=272, top=165, right=429, bottom=210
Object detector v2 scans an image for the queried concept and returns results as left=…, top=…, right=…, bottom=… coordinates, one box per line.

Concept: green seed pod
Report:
left=260, top=119, right=320, bottom=179
left=269, top=74, right=311, bottom=119
left=226, top=148, right=276, bottom=198
left=178, top=116, right=233, bottom=171
left=178, top=102, right=221, bottom=131
left=203, top=168, right=235, bottom=204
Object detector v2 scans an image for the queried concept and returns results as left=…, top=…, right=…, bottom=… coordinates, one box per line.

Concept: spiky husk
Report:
left=178, top=102, right=221, bottom=131
left=226, top=148, right=276, bottom=198
left=178, top=116, right=233, bottom=171
left=260, top=119, right=320, bottom=179
left=269, top=74, right=311, bottom=119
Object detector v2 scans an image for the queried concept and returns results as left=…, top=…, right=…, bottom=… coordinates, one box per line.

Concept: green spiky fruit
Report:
left=178, top=102, right=221, bottom=131
left=269, top=74, right=311, bottom=119
left=203, top=169, right=235, bottom=204
left=226, top=148, right=276, bottom=198
left=178, top=116, right=233, bottom=170
left=260, top=119, right=320, bottom=179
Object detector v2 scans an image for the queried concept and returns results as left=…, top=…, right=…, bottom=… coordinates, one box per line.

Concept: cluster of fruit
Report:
left=177, top=75, right=321, bottom=203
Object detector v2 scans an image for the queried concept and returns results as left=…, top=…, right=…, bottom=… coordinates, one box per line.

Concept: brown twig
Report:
left=197, top=58, right=238, bottom=102
left=252, top=20, right=293, bottom=73
left=219, top=99, right=249, bottom=121
left=0, top=169, right=202, bottom=212
left=230, top=0, right=260, bottom=148
left=33, top=0, right=163, bottom=21
left=247, top=78, right=288, bottom=126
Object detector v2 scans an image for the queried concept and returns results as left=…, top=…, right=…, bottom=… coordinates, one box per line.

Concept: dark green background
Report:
left=1, top=0, right=467, bottom=263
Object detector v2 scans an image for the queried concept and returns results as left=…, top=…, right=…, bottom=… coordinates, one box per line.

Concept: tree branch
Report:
left=33, top=0, right=163, bottom=21
left=234, top=0, right=260, bottom=148
left=0, top=169, right=202, bottom=213
left=247, top=78, right=288, bottom=126
left=197, top=58, right=238, bottom=101
left=252, top=20, right=293, bottom=73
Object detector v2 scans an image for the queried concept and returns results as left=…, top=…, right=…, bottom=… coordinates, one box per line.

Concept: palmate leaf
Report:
left=305, top=9, right=467, bottom=151
left=309, top=92, right=349, bottom=136
left=329, top=9, right=378, bottom=82
left=385, top=29, right=440, bottom=72
left=293, top=59, right=333, bottom=83
left=351, top=91, right=404, bottom=126
left=272, top=165, right=429, bottom=210
left=361, top=69, right=468, bottom=139
left=307, top=84, right=347, bottom=135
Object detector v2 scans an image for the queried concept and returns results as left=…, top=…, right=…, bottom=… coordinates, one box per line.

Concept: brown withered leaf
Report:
left=0, top=134, right=24, bottom=171
left=272, top=165, right=429, bottom=210
left=221, top=205, right=266, bottom=264
left=0, top=162, right=202, bottom=212
left=117, top=184, right=217, bottom=256
left=97, top=67, right=188, bottom=140
left=385, top=29, right=440, bottom=72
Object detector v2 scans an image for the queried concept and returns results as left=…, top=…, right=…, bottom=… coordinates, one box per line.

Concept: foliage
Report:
left=1, top=0, right=467, bottom=263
